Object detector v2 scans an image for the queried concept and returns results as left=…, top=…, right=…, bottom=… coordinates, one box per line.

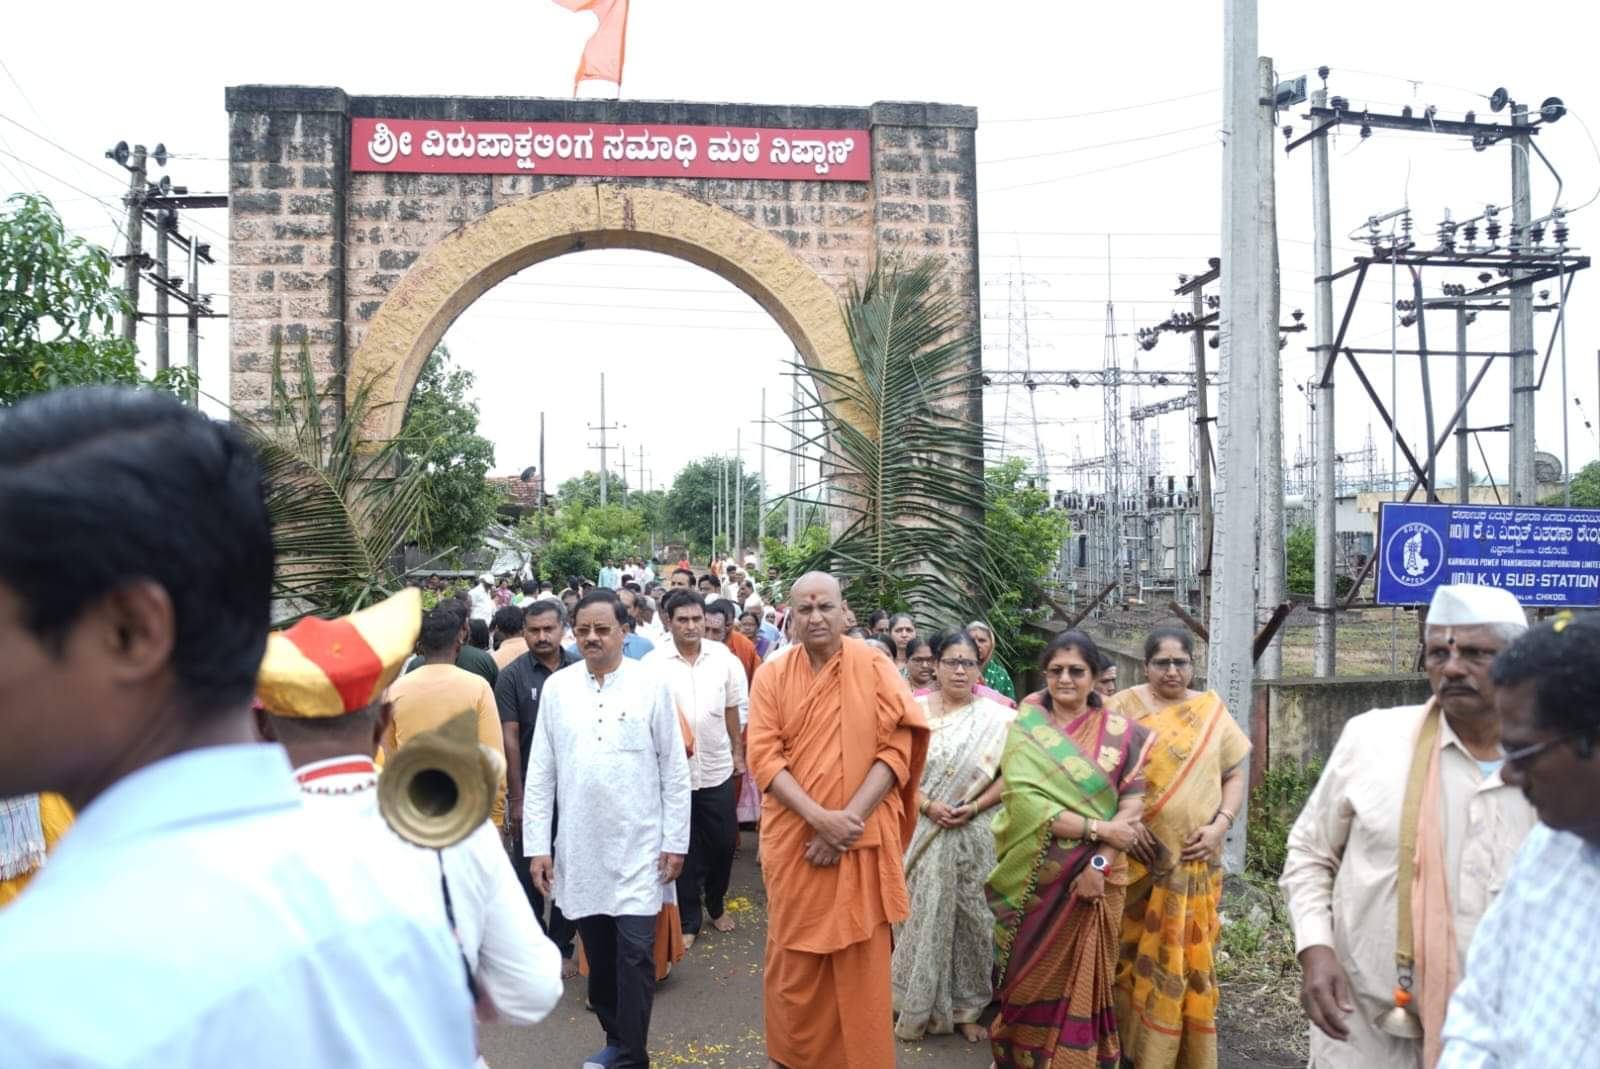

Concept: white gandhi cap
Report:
left=1426, top=583, right=1528, bottom=630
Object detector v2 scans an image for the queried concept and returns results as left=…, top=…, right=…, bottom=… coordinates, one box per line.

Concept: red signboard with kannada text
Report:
left=350, top=118, right=871, bottom=181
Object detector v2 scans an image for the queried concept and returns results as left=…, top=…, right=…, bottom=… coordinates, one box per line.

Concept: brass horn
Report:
left=378, top=709, right=500, bottom=850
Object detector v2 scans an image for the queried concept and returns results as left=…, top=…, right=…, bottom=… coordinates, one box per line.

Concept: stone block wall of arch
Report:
left=224, top=86, right=981, bottom=431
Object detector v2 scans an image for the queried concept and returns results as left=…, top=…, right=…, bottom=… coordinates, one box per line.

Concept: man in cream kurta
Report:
left=644, top=589, right=747, bottom=941
left=526, top=589, right=690, bottom=1069
left=1281, top=585, right=1536, bottom=1069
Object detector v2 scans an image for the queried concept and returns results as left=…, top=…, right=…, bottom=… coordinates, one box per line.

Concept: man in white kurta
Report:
left=526, top=589, right=691, bottom=1069
left=1281, top=585, right=1536, bottom=1069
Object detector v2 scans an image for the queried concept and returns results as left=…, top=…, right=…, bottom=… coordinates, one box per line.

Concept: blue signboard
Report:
left=1377, top=502, right=1600, bottom=606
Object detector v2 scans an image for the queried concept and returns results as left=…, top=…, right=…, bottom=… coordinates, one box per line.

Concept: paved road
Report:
left=481, top=836, right=1297, bottom=1068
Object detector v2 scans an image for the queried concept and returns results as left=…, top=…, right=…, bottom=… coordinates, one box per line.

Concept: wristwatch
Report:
left=1090, top=854, right=1110, bottom=872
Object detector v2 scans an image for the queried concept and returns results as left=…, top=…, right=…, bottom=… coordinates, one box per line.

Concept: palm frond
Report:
left=235, top=341, right=429, bottom=624
left=778, top=256, right=1000, bottom=627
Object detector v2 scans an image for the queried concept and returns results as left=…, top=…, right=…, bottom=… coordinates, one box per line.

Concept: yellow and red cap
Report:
left=257, top=588, right=421, bottom=718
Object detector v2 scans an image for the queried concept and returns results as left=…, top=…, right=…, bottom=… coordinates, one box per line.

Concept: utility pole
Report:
left=153, top=211, right=170, bottom=372
left=118, top=144, right=147, bottom=344
left=1257, top=55, right=1286, bottom=680
left=1213, top=0, right=1264, bottom=874
left=539, top=412, right=547, bottom=511
left=1311, top=84, right=1338, bottom=677
left=185, top=235, right=201, bottom=406
left=1192, top=284, right=1214, bottom=620
left=1457, top=308, right=1472, bottom=502
left=788, top=372, right=801, bottom=545
left=758, top=387, right=768, bottom=555
left=619, top=441, right=629, bottom=508
left=735, top=429, right=744, bottom=561
left=587, top=373, right=621, bottom=507
left=1509, top=102, right=1536, bottom=503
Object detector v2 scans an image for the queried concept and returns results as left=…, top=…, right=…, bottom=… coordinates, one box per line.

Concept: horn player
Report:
left=255, top=588, right=564, bottom=1034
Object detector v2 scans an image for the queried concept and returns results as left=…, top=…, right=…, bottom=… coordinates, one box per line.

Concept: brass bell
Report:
left=1374, top=982, right=1424, bottom=1040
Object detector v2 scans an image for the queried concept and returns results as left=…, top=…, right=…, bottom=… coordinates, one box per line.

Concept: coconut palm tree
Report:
left=779, top=256, right=995, bottom=626
left=239, top=342, right=428, bottom=624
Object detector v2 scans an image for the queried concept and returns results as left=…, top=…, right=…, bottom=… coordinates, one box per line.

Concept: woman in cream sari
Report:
left=1106, top=626, right=1249, bottom=1069
left=891, top=629, right=1016, bottom=1044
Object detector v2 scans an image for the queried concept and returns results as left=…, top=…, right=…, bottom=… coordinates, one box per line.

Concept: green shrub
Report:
left=1246, top=758, right=1323, bottom=879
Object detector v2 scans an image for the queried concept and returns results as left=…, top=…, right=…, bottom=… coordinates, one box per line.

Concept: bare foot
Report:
left=682, top=932, right=697, bottom=950
left=560, top=958, right=580, bottom=979
left=711, top=913, right=736, bottom=933
left=958, top=1022, right=989, bottom=1043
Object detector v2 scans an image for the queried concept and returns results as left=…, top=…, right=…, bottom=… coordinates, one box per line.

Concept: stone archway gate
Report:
left=225, top=87, right=980, bottom=439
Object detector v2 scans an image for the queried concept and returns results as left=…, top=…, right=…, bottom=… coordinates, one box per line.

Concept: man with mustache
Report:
left=1282, top=584, right=1536, bottom=1069
left=525, top=589, right=689, bottom=1069
left=1438, top=612, right=1600, bottom=1067
left=497, top=599, right=582, bottom=973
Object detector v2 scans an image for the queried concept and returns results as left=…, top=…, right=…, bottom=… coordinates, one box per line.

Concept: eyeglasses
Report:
left=572, top=624, right=616, bottom=638
left=908, top=655, right=936, bottom=665
left=1503, top=731, right=1590, bottom=770
left=940, top=658, right=978, bottom=670
left=1045, top=665, right=1092, bottom=680
left=1150, top=657, right=1192, bottom=671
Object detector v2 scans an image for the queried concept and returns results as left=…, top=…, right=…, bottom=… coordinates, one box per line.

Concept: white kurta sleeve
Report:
left=1280, top=718, right=1360, bottom=953
left=465, top=825, right=564, bottom=1025
left=652, top=677, right=691, bottom=855
left=524, top=685, right=558, bottom=858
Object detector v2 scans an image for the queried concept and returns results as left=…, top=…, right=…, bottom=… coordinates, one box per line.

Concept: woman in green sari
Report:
left=988, top=630, right=1153, bottom=1069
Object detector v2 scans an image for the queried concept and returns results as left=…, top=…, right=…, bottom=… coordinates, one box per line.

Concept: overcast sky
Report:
left=5, top=2, right=1598, bottom=502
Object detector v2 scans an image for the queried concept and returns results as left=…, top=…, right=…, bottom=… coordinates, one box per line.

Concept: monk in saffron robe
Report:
left=746, top=572, right=928, bottom=1069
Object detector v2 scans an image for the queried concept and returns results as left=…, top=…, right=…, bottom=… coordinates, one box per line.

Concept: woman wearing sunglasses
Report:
left=1102, top=625, right=1249, bottom=1069
left=988, top=630, right=1151, bottom=1069
left=891, top=629, right=1017, bottom=1046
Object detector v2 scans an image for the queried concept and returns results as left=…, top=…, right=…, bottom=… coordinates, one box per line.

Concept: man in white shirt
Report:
left=1282, top=584, right=1536, bottom=1069
left=645, top=590, right=748, bottom=945
left=526, top=589, right=690, bottom=1069
left=0, top=387, right=473, bottom=1068
left=469, top=572, right=497, bottom=623
left=635, top=594, right=667, bottom=646
left=1438, top=613, right=1600, bottom=1069
left=254, top=589, right=563, bottom=1028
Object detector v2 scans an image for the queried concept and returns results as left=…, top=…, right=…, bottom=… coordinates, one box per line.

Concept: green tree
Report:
left=776, top=256, right=993, bottom=625
left=981, top=458, right=1071, bottom=672
left=0, top=193, right=193, bottom=403
left=1286, top=525, right=1352, bottom=596
left=243, top=342, right=428, bottom=624
left=1547, top=460, right=1600, bottom=507
left=400, top=344, right=500, bottom=554
left=664, top=457, right=762, bottom=555
left=557, top=470, right=630, bottom=509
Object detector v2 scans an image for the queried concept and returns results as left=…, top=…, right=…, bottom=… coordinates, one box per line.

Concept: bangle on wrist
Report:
left=1216, top=809, right=1236, bottom=827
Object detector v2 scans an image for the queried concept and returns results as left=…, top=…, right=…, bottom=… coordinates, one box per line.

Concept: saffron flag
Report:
left=552, top=0, right=629, bottom=94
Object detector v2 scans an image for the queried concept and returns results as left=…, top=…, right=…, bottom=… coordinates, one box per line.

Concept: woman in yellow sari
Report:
left=1106, top=626, right=1249, bottom=1069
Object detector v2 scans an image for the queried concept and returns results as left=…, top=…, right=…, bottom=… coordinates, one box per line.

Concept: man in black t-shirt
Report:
left=494, top=599, right=580, bottom=971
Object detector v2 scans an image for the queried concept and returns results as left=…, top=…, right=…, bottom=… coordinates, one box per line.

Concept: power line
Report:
left=0, top=147, right=127, bottom=233
left=981, top=142, right=1219, bottom=194
left=0, top=112, right=126, bottom=185
left=978, top=120, right=1219, bottom=165
left=984, top=86, right=1221, bottom=125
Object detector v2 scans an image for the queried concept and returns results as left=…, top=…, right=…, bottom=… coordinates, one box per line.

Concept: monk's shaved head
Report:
left=790, top=572, right=846, bottom=662
left=791, top=571, right=842, bottom=600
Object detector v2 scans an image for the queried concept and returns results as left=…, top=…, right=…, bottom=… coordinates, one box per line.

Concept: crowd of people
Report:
left=0, top=386, right=1595, bottom=1069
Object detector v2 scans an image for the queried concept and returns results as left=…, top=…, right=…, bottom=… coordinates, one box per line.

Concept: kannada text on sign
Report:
left=351, top=118, right=871, bottom=182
